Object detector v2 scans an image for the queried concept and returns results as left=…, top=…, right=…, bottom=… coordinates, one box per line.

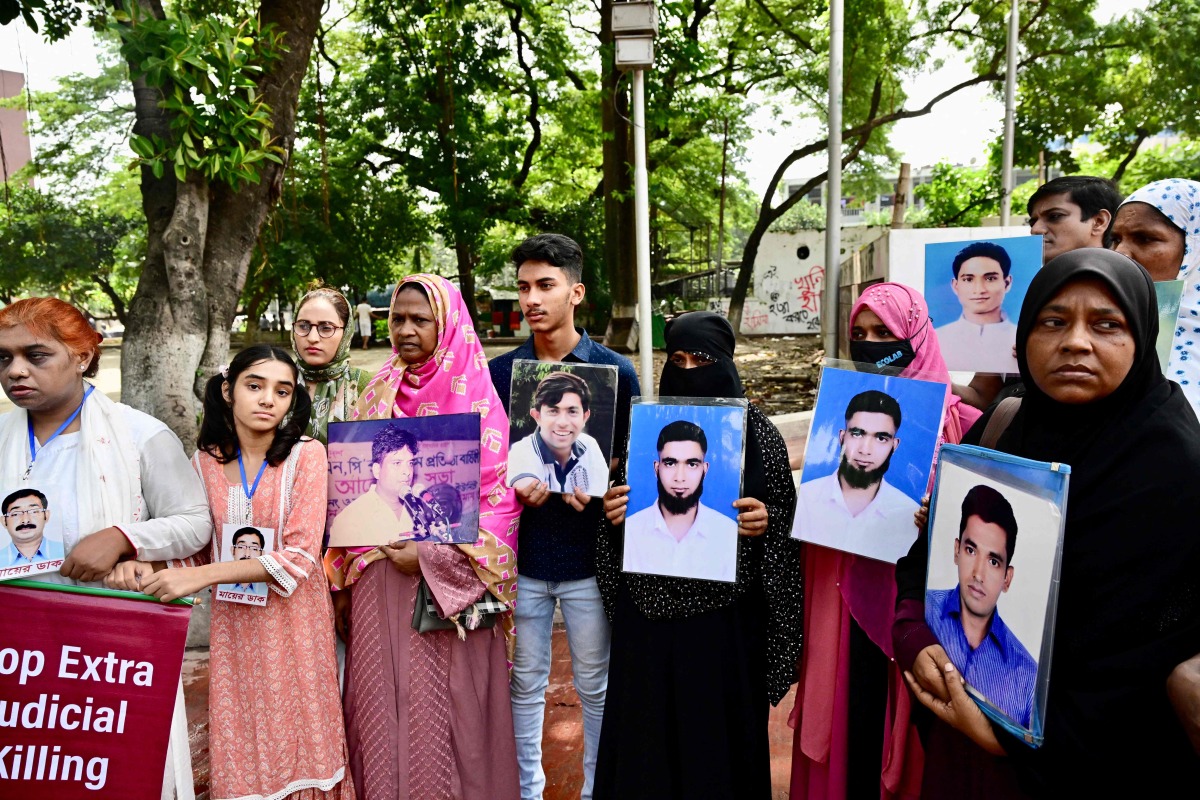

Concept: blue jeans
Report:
left=510, top=574, right=611, bottom=800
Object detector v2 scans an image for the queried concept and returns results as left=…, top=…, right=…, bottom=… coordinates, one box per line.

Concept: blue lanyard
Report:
left=237, top=450, right=270, bottom=505
left=24, top=384, right=95, bottom=480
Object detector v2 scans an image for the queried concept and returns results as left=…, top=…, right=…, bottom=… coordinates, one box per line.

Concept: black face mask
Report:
left=849, top=339, right=916, bottom=371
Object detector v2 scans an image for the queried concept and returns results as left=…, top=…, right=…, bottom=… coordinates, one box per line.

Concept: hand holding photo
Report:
left=215, top=523, right=273, bottom=606
left=326, top=415, right=481, bottom=546
left=925, top=445, right=1069, bottom=745
left=924, top=236, right=1043, bottom=373
left=507, top=360, right=619, bottom=498
left=793, top=365, right=946, bottom=563
left=0, top=486, right=66, bottom=581
left=622, top=399, right=746, bottom=583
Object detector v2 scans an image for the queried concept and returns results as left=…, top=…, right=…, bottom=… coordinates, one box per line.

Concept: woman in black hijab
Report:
left=894, top=249, right=1200, bottom=795
left=593, top=311, right=803, bottom=799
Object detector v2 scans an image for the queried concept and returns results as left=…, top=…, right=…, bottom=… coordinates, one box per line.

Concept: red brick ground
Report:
left=183, top=628, right=797, bottom=799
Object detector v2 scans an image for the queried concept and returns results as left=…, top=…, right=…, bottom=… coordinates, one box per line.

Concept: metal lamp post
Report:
left=612, top=0, right=657, bottom=395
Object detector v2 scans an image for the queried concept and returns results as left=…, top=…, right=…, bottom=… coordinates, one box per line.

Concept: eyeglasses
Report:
left=293, top=321, right=344, bottom=338
left=233, top=544, right=263, bottom=555
left=2, top=508, right=46, bottom=520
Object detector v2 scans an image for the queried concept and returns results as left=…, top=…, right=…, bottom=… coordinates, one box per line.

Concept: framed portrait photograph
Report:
left=326, top=414, right=482, bottom=547
left=622, top=397, right=747, bottom=583
left=507, top=360, right=619, bottom=498
left=925, top=444, right=1070, bottom=746
left=214, top=523, right=274, bottom=606
left=0, top=485, right=66, bottom=581
left=792, top=364, right=947, bottom=563
left=923, top=235, right=1044, bottom=373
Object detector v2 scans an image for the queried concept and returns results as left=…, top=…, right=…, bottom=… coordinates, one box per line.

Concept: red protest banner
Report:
left=0, top=580, right=192, bottom=799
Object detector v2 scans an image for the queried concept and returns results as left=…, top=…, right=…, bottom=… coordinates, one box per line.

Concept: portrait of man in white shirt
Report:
left=229, top=526, right=268, bottom=597
left=934, top=241, right=1020, bottom=374
left=793, top=390, right=918, bottom=563
left=623, top=420, right=738, bottom=582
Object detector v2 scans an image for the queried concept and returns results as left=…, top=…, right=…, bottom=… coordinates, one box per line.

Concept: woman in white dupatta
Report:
left=0, top=298, right=211, bottom=799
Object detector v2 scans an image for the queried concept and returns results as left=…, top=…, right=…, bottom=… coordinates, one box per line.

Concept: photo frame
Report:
left=507, top=360, right=619, bottom=498
left=923, top=235, right=1043, bottom=373
left=793, top=363, right=947, bottom=563
left=1155, top=278, right=1185, bottom=371
left=622, top=397, right=746, bottom=583
left=326, top=414, right=482, bottom=547
left=0, top=484, right=66, bottom=581
left=214, top=523, right=274, bottom=606
left=925, top=443, right=1070, bottom=746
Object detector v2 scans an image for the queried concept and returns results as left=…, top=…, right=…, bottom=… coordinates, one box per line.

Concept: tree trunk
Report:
left=727, top=215, right=770, bottom=335
left=454, top=237, right=480, bottom=328
left=119, top=0, right=323, bottom=444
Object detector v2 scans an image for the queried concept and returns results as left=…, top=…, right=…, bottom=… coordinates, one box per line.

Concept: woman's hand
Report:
left=104, top=560, right=159, bottom=592
left=909, top=643, right=954, bottom=703
left=603, top=485, right=631, bottom=526
left=139, top=567, right=210, bottom=603
left=905, top=660, right=1005, bottom=756
left=914, top=495, right=930, bottom=535
left=332, top=588, right=353, bottom=644
left=380, top=541, right=421, bottom=575
left=733, top=497, right=768, bottom=536
left=1167, top=653, right=1200, bottom=754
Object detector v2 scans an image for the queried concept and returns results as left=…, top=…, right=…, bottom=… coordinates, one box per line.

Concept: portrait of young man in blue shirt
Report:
left=488, top=233, right=639, bottom=800
left=926, top=483, right=1037, bottom=728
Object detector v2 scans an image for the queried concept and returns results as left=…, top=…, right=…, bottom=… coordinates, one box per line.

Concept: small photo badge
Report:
left=214, top=523, right=274, bottom=606
left=0, top=485, right=66, bottom=582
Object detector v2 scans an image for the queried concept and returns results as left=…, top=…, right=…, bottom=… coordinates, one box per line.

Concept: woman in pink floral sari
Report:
left=324, top=275, right=521, bottom=800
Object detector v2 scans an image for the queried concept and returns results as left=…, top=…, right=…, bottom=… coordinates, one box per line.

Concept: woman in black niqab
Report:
left=895, top=249, right=1200, bottom=795
left=592, top=311, right=803, bottom=800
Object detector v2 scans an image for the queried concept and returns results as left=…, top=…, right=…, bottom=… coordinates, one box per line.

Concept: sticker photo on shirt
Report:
left=215, top=523, right=274, bottom=606
left=0, top=485, right=66, bottom=581
left=622, top=398, right=746, bottom=583
left=923, top=235, right=1043, bottom=374
left=792, top=365, right=946, bottom=563
left=326, top=414, right=482, bottom=547
left=925, top=445, right=1069, bottom=746
left=507, top=360, right=619, bottom=498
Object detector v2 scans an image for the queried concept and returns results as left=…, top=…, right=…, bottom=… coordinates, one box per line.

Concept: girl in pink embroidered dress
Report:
left=324, top=275, right=521, bottom=800
left=133, top=345, right=354, bottom=800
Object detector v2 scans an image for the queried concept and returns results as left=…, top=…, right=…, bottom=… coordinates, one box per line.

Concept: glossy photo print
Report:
left=507, top=360, right=619, bottom=498
left=622, top=399, right=747, bottom=583
left=215, top=523, right=274, bottom=607
left=326, top=415, right=482, bottom=547
left=925, top=444, right=1070, bottom=746
left=0, top=485, right=65, bottom=581
left=1155, top=279, right=1185, bottom=371
left=924, top=235, right=1043, bottom=373
left=792, top=365, right=946, bottom=563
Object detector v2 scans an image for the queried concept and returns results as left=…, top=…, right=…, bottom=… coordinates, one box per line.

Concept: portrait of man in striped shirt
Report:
left=926, top=483, right=1037, bottom=728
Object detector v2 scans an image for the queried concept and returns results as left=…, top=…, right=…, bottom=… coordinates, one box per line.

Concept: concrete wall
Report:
left=708, top=228, right=885, bottom=335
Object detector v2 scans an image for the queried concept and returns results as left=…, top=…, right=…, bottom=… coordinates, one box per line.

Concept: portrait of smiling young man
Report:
left=487, top=233, right=640, bottom=800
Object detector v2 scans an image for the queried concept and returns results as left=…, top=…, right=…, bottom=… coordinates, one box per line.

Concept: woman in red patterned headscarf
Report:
left=325, top=274, right=521, bottom=799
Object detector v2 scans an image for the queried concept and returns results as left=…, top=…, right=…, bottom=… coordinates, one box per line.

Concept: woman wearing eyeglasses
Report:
left=292, top=284, right=371, bottom=444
